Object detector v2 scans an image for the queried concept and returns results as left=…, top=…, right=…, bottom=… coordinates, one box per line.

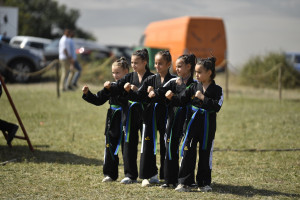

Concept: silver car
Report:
left=0, top=41, right=45, bottom=83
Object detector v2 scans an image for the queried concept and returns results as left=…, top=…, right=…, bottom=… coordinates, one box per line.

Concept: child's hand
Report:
left=148, top=91, right=156, bottom=98
left=147, top=86, right=154, bottom=93
left=104, top=81, right=111, bottom=89
left=176, top=77, right=182, bottom=85
left=165, top=90, right=174, bottom=100
left=195, top=90, right=204, bottom=100
left=124, top=82, right=131, bottom=92
left=131, top=85, right=138, bottom=91
left=82, top=85, right=89, bottom=95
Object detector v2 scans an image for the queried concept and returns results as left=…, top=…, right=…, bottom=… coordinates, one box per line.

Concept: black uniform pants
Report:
left=139, top=104, right=166, bottom=180
left=178, top=112, right=215, bottom=187
left=163, top=107, right=186, bottom=185
left=103, top=109, right=122, bottom=180
left=123, top=104, right=142, bottom=180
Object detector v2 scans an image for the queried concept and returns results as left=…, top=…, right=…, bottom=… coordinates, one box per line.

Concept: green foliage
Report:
left=80, top=57, right=115, bottom=85
left=240, top=52, right=300, bottom=88
left=2, top=0, right=95, bottom=40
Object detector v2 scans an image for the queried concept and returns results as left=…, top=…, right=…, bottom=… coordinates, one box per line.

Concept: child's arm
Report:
left=82, top=85, right=109, bottom=106
left=167, top=83, right=195, bottom=106
left=196, top=86, right=223, bottom=112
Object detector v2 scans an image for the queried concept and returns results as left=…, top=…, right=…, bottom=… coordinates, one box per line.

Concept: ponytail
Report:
left=177, top=53, right=197, bottom=76
left=133, top=48, right=150, bottom=71
left=113, top=56, right=129, bottom=71
left=197, top=56, right=217, bottom=80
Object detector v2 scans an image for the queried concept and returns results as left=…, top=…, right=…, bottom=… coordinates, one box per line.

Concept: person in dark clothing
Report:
left=151, top=53, right=197, bottom=188
left=126, top=50, right=176, bottom=187
left=82, top=57, right=129, bottom=182
left=105, top=49, right=153, bottom=184
left=0, top=81, right=19, bottom=145
left=166, top=57, right=223, bottom=192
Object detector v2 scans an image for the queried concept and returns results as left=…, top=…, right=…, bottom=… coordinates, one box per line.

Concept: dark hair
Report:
left=113, top=56, right=129, bottom=71
left=197, top=57, right=217, bottom=80
left=177, top=53, right=197, bottom=76
left=156, top=50, right=172, bottom=64
left=132, top=48, right=150, bottom=71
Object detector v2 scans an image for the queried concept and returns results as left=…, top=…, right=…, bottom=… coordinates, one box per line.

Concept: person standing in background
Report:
left=59, top=29, right=73, bottom=91
left=69, top=30, right=82, bottom=88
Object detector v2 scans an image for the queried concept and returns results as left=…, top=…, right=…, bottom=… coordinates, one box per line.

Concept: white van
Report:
left=10, top=36, right=51, bottom=51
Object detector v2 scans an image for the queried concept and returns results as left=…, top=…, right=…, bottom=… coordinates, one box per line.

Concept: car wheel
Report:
left=8, top=60, right=33, bottom=83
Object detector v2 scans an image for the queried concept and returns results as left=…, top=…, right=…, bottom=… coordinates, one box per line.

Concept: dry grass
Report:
left=0, top=72, right=299, bottom=199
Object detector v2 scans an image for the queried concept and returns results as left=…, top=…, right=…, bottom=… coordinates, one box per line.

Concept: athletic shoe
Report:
left=142, top=179, right=150, bottom=187
left=102, top=176, right=113, bottom=182
left=160, top=184, right=169, bottom=188
left=149, top=174, right=159, bottom=184
left=198, top=185, right=212, bottom=192
left=175, top=184, right=190, bottom=192
left=120, top=177, right=137, bottom=184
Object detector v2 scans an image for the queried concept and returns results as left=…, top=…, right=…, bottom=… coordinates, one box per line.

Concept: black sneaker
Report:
left=7, top=124, right=18, bottom=145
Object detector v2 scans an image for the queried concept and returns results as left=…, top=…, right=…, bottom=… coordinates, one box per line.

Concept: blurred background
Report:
left=0, top=0, right=299, bottom=87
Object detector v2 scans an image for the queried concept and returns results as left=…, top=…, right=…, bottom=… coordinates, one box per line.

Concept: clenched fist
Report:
left=165, top=90, right=174, bottom=100
left=82, top=85, right=89, bottom=95
left=124, top=82, right=131, bottom=92
left=104, top=81, right=111, bottom=89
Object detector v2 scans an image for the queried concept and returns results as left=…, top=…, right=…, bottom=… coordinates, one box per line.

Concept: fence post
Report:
left=56, top=62, right=60, bottom=98
left=225, top=62, right=229, bottom=100
left=278, top=64, right=282, bottom=102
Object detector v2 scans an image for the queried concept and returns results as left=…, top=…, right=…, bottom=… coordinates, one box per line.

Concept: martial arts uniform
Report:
left=129, top=72, right=176, bottom=180
left=155, top=76, right=196, bottom=186
left=171, top=80, right=223, bottom=187
left=82, top=86, right=127, bottom=180
left=110, top=70, right=153, bottom=181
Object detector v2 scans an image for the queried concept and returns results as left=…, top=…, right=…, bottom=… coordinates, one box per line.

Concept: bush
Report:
left=240, top=52, right=300, bottom=88
left=80, top=57, right=115, bottom=85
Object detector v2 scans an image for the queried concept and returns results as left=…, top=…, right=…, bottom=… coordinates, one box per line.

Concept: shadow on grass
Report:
left=0, top=145, right=102, bottom=166
left=213, top=183, right=300, bottom=198
left=214, top=148, right=300, bottom=152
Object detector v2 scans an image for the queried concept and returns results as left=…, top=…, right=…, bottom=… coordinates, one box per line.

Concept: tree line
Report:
left=1, top=0, right=95, bottom=40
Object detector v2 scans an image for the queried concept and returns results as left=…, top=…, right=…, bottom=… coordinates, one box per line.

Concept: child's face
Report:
left=195, top=64, right=211, bottom=83
left=176, top=58, right=191, bottom=78
left=154, top=54, right=170, bottom=75
left=112, top=65, right=128, bottom=81
left=131, top=55, right=147, bottom=73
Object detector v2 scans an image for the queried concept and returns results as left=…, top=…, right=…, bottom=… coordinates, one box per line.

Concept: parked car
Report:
left=0, top=41, right=46, bottom=83
left=107, top=45, right=133, bottom=62
left=285, top=52, right=300, bottom=72
left=9, top=36, right=51, bottom=51
left=43, top=38, right=112, bottom=64
left=9, top=36, right=52, bottom=60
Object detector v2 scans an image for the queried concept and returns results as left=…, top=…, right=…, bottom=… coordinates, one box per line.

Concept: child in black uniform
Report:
left=150, top=54, right=197, bottom=188
left=105, top=49, right=153, bottom=184
left=127, top=50, right=176, bottom=187
left=82, top=57, right=129, bottom=182
left=166, top=57, right=223, bottom=192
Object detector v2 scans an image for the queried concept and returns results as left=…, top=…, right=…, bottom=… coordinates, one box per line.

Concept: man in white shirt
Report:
left=59, top=29, right=73, bottom=91
left=69, top=30, right=82, bottom=88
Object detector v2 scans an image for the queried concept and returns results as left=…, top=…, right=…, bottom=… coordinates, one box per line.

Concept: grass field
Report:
left=0, top=73, right=299, bottom=199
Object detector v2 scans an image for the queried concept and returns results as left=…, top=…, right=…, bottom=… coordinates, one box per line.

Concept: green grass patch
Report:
left=0, top=76, right=299, bottom=199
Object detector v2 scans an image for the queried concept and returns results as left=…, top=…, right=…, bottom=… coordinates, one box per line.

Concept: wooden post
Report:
left=225, top=61, right=229, bottom=100
left=56, top=61, right=60, bottom=98
left=0, top=75, right=34, bottom=152
left=278, top=64, right=282, bottom=102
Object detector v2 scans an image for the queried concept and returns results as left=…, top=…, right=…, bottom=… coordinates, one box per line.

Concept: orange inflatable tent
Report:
left=141, top=16, right=227, bottom=72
